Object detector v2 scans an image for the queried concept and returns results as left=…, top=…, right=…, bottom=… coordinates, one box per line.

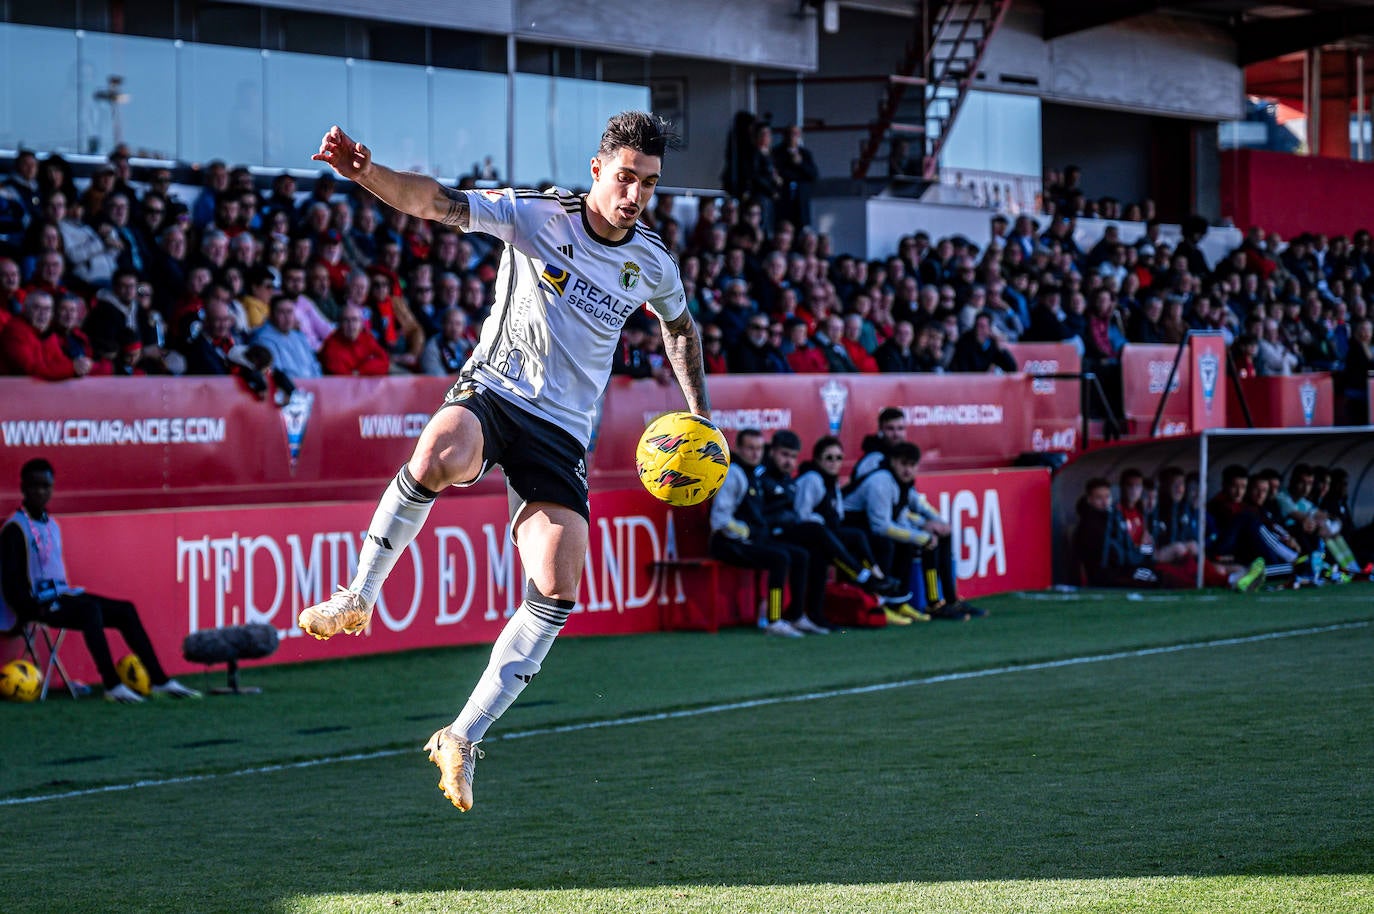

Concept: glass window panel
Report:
left=430, top=68, right=509, bottom=180
left=513, top=74, right=649, bottom=190
left=348, top=59, right=430, bottom=174
left=0, top=24, right=81, bottom=152
left=984, top=92, right=1041, bottom=177
left=178, top=43, right=265, bottom=166
left=264, top=50, right=348, bottom=170
left=77, top=31, right=178, bottom=159
left=940, top=90, right=1041, bottom=178
left=938, top=90, right=989, bottom=173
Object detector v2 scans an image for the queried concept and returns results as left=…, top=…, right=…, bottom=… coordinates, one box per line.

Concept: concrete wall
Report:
left=249, top=0, right=514, bottom=33
left=519, top=0, right=816, bottom=70
left=981, top=4, right=1243, bottom=122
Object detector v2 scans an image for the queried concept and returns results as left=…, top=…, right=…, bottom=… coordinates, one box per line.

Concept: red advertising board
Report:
left=692, top=373, right=1032, bottom=471
left=1007, top=342, right=1083, bottom=453
left=0, top=376, right=464, bottom=512
left=1121, top=343, right=1190, bottom=436
left=1120, top=336, right=1229, bottom=437
left=3, top=468, right=1051, bottom=682
left=16, top=488, right=702, bottom=682
left=917, top=466, right=1053, bottom=599
left=1230, top=373, right=1333, bottom=429
left=2, top=373, right=1075, bottom=513
left=1188, top=333, right=1228, bottom=432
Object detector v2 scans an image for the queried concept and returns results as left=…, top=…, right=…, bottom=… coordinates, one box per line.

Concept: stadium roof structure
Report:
left=1041, top=0, right=1374, bottom=65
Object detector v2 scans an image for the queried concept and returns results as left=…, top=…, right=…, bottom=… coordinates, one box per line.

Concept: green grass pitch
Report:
left=2, top=585, right=1371, bottom=913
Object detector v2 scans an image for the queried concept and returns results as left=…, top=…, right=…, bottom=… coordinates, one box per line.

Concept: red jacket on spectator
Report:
left=786, top=344, right=829, bottom=374
left=704, top=351, right=729, bottom=374
left=842, top=338, right=879, bottom=373
left=315, top=256, right=350, bottom=293
left=0, top=318, right=78, bottom=380
left=56, top=327, right=113, bottom=376
left=320, top=328, right=390, bottom=376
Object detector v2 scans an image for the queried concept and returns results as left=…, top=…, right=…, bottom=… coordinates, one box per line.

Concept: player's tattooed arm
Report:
left=435, top=186, right=471, bottom=231
left=661, top=310, right=711, bottom=417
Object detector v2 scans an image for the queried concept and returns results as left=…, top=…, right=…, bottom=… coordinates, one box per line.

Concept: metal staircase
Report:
left=851, top=0, right=1013, bottom=182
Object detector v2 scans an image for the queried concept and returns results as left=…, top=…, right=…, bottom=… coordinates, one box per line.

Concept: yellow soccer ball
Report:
left=635, top=411, right=731, bottom=507
left=0, top=659, right=42, bottom=702
left=116, top=654, right=152, bottom=696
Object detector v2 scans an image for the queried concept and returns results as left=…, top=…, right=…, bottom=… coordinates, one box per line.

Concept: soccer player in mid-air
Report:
left=302, top=112, right=709, bottom=811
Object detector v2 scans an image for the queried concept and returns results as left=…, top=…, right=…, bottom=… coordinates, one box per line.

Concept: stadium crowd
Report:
left=0, top=143, right=1371, bottom=423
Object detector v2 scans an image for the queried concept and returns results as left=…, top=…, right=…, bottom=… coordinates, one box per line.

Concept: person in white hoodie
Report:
left=843, top=441, right=985, bottom=621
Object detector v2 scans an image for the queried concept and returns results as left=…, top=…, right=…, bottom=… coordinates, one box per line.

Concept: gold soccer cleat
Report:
left=298, top=589, right=373, bottom=640
left=424, top=727, right=483, bottom=812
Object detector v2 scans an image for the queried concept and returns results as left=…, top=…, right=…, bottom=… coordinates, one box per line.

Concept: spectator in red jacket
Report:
left=0, top=289, right=93, bottom=379
left=841, top=313, right=879, bottom=373
left=702, top=323, right=728, bottom=374
left=54, top=293, right=112, bottom=375
left=320, top=302, right=389, bottom=376
left=784, top=318, right=828, bottom=373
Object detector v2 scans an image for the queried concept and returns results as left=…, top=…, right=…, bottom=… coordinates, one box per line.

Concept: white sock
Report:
left=1227, top=570, right=1241, bottom=586
left=349, top=467, right=437, bottom=605
left=452, top=594, right=573, bottom=742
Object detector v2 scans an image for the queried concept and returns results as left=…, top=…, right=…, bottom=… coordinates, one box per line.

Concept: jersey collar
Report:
left=580, top=198, right=637, bottom=248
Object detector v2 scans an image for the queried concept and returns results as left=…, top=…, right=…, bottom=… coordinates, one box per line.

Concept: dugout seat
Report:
left=1, top=597, right=81, bottom=700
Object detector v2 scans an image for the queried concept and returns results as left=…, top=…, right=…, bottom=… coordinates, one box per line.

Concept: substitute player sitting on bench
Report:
left=0, top=458, right=200, bottom=703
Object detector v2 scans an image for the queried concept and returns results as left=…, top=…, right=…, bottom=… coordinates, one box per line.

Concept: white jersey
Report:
left=461, top=187, right=686, bottom=447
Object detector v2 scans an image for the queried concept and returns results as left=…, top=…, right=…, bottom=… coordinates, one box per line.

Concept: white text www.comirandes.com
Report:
left=0, top=417, right=226, bottom=446
left=357, top=413, right=429, bottom=439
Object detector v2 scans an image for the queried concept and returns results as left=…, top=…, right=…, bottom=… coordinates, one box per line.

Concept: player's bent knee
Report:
left=409, top=411, right=486, bottom=489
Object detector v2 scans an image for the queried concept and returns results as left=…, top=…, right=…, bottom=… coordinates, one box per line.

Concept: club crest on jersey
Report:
left=619, top=261, right=641, bottom=291
left=540, top=265, right=571, bottom=296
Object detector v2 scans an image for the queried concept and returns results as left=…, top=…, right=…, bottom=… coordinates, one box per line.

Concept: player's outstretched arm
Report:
left=312, top=125, right=470, bottom=229
left=660, top=311, right=710, bottom=417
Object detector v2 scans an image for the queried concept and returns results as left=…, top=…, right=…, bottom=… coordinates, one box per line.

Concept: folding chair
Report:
left=1, top=598, right=81, bottom=701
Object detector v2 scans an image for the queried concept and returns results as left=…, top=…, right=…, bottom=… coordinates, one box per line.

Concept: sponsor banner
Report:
left=1188, top=333, right=1227, bottom=431
left=1120, top=343, right=1191, bottom=437
left=3, top=469, right=1051, bottom=679
left=1230, top=373, right=1333, bottom=429
left=25, top=488, right=711, bottom=681
left=0, top=376, right=481, bottom=512
left=2, top=373, right=1069, bottom=511
left=697, top=373, right=1033, bottom=470
left=917, top=467, right=1052, bottom=599
left=1008, top=342, right=1083, bottom=454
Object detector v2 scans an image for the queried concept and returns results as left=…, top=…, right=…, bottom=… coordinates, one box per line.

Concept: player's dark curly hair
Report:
left=599, top=111, right=678, bottom=159
left=21, top=457, right=54, bottom=482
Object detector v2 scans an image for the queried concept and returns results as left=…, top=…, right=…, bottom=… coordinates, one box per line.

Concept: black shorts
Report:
left=442, top=381, right=590, bottom=521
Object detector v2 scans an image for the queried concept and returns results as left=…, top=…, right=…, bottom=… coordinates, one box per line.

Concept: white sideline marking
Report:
left=3, top=621, right=1367, bottom=807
